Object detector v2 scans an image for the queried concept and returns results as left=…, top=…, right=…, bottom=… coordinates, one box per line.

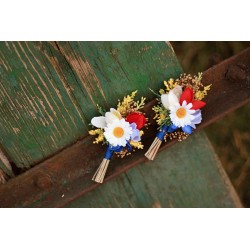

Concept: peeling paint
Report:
left=165, top=41, right=175, bottom=54
left=0, top=148, right=13, bottom=172
left=13, top=128, right=20, bottom=134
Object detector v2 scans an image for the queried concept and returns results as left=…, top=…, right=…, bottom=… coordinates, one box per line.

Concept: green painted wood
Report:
left=0, top=42, right=241, bottom=207
left=0, top=160, right=9, bottom=178
left=0, top=148, right=13, bottom=177
left=0, top=42, right=182, bottom=169
left=65, top=131, right=241, bottom=208
left=0, top=161, right=12, bottom=177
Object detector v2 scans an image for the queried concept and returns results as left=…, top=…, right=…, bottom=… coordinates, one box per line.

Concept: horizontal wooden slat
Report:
left=0, top=47, right=249, bottom=207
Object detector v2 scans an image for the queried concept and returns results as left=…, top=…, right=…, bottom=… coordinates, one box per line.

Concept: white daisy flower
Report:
left=104, top=118, right=132, bottom=147
left=169, top=101, right=196, bottom=128
left=91, top=108, right=122, bottom=128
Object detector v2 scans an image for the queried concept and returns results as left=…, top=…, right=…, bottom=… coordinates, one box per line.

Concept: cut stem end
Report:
left=145, top=137, right=162, bottom=160
left=92, top=159, right=110, bottom=183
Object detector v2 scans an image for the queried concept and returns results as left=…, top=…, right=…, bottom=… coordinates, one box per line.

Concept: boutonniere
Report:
left=89, top=91, right=147, bottom=183
left=145, top=73, right=211, bottom=160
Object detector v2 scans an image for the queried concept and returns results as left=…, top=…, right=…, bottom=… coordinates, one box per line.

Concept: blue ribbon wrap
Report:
left=104, top=142, right=133, bottom=160
left=182, top=125, right=193, bottom=134
left=156, top=124, right=178, bottom=141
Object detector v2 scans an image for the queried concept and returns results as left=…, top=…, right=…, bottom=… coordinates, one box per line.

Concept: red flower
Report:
left=126, top=113, right=146, bottom=129
left=180, top=87, right=206, bottom=110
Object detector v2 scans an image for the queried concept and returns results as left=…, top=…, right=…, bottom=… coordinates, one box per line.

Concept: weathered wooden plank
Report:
left=65, top=131, right=242, bottom=208
left=65, top=41, right=181, bottom=104
left=0, top=47, right=249, bottom=207
left=0, top=42, right=181, bottom=168
left=0, top=148, right=14, bottom=177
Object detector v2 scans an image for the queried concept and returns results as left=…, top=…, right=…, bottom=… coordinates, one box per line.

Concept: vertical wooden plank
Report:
left=0, top=42, right=182, bottom=168
left=0, top=41, right=112, bottom=167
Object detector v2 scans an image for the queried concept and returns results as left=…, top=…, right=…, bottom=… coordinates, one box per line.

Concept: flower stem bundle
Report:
left=145, top=125, right=168, bottom=160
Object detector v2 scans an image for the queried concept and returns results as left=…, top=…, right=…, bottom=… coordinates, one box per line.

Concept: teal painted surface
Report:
left=73, top=42, right=181, bottom=105
left=65, top=131, right=240, bottom=208
left=0, top=42, right=182, bottom=169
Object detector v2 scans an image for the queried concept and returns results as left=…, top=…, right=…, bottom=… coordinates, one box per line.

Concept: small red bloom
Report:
left=180, top=87, right=193, bottom=104
left=126, top=112, right=146, bottom=129
left=179, top=87, right=206, bottom=110
left=191, top=100, right=206, bottom=110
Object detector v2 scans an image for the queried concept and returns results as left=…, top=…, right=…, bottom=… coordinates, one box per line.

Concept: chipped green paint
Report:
left=0, top=148, right=13, bottom=177
left=0, top=160, right=9, bottom=177
left=0, top=42, right=182, bottom=169
left=65, top=131, right=241, bottom=208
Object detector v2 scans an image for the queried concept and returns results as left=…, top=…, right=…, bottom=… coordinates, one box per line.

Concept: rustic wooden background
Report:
left=0, top=41, right=247, bottom=208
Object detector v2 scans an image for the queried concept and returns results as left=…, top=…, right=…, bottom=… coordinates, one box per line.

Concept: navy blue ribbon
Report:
left=156, top=124, right=178, bottom=141
left=104, top=142, right=133, bottom=160
left=104, top=146, right=114, bottom=160
left=182, top=125, right=193, bottom=134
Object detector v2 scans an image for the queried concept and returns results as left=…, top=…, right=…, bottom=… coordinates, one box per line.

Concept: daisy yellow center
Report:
left=113, top=127, right=124, bottom=138
left=176, top=107, right=186, bottom=118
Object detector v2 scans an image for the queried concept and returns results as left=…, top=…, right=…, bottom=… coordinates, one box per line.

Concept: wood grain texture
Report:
left=0, top=148, right=13, bottom=177
left=65, top=131, right=242, bottom=208
left=0, top=42, right=181, bottom=169
left=0, top=48, right=249, bottom=207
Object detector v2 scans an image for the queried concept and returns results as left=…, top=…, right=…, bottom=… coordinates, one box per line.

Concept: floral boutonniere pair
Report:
left=89, top=73, right=211, bottom=183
